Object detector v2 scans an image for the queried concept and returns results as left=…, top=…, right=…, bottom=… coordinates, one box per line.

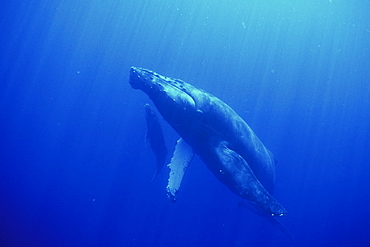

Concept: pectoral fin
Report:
left=166, top=138, right=194, bottom=202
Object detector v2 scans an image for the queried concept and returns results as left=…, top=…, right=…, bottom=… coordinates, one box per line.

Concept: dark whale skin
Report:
left=129, top=66, right=286, bottom=217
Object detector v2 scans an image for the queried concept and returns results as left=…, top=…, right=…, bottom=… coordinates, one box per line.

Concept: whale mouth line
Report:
left=166, top=84, right=195, bottom=104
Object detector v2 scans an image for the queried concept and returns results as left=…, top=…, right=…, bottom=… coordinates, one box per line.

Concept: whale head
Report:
left=129, top=67, right=200, bottom=133
left=129, top=67, right=196, bottom=106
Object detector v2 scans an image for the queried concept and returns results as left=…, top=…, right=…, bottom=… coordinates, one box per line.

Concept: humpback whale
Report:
left=144, top=103, right=168, bottom=181
left=129, top=67, right=286, bottom=217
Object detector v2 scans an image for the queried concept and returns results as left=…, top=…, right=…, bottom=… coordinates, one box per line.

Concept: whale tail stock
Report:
left=238, top=201, right=295, bottom=245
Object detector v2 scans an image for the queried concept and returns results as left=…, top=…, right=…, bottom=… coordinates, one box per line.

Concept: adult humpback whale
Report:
left=129, top=67, right=286, bottom=217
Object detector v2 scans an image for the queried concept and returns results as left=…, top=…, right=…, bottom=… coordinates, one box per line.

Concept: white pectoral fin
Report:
left=166, top=138, right=194, bottom=202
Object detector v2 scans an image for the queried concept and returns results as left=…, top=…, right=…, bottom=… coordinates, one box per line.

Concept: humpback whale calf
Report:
left=129, top=67, right=286, bottom=217
left=144, top=103, right=168, bottom=181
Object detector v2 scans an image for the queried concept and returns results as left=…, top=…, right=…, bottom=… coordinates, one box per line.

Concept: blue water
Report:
left=1, top=1, right=369, bottom=246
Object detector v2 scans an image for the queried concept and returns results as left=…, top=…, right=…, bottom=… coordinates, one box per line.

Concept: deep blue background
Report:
left=1, top=1, right=369, bottom=246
